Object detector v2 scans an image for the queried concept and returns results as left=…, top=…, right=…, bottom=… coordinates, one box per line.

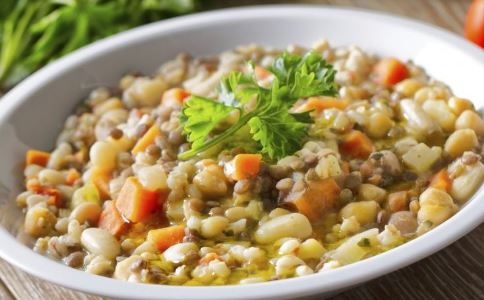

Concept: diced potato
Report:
left=455, top=110, right=484, bottom=136
left=400, top=99, right=440, bottom=139
left=402, top=143, right=441, bottom=173
left=422, top=100, right=456, bottom=132
left=358, top=184, right=387, bottom=203
left=331, top=228, right=379, bottom=265
left=340, top=201, right=379, bottom=225
left=450, top=162, right=484, bottom=203
left=394, top=137, right=418, bottom=156
left=444, top=129, right=478, bottom=159
left=297, top=239, right=326, bottom=260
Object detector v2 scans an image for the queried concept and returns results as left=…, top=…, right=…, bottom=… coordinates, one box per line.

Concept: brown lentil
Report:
left=110, top=128, right=123, bottom=140
left=64, top=251, right=85, bottom=268
left=146, top=144, right=161, bottom=157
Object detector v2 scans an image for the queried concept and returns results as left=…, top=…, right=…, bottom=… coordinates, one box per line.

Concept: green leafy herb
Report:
left=357, top=238, right=371, bottom=247
left=0, top=0, right=200, bottom=91
left=179, top=52, right=337, bottom=161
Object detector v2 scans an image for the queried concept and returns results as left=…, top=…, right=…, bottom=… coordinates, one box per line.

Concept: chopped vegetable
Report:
left=147, top=225, right=185, bottom=252
left=464, top=0, right=484, bottom=48
left=179, top=52, right=337, bottom=160
left=331, top=228, right=379, bottom=265
left=90, top=167, right=111, bottom=200
left=230, top=154, right=262, bottom=180
left=131, top=125, right=162, bottom=155
left=162, top=88, right=191, bottom=107
left=98, top=200, right=128, bottom=237
left=65, top=169, right=81, bottom=186
left=116, top=176, right=162, bottom=223
left=71, top=181, right=101, bottom=209
left=430, top=169, right=452, bottom=192
left=44, top=188, right=61, bottom=207
left=295, top=97, right=349, bottom=113
left=285, top=178, right=340, bottom=223
left=402, top=143, right=441, bottom=173
left=339, top=130, right=374, bottom=159
left=26, top=149, right=50, bottom=167
left=372, top=57, right=408, bottom=86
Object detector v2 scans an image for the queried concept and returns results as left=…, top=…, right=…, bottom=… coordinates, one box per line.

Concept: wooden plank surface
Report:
left=1, top=0, right=481, bottom=299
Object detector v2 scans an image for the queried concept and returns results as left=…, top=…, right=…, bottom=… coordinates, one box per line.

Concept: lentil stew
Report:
left=17, top=40, right=484, bottom=285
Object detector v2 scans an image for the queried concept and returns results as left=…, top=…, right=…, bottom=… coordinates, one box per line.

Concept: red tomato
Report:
left=465, top=0, right=484, bottom=48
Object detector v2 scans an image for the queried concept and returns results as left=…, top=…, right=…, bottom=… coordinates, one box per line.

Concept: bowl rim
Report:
left=0, top=5, right=483, bottom=300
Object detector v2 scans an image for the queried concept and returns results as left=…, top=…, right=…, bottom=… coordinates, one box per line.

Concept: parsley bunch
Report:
left=179, top=52, right=337, bottom=161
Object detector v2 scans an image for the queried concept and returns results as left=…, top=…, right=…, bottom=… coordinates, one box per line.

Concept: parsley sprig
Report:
left=179, top=52, right=337, bottom=161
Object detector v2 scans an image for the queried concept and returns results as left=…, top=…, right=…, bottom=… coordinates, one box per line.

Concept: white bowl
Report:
left=0, top=5, right=483, bottom=300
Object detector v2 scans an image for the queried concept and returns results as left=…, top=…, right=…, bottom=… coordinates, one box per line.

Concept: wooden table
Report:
left=1, top=0, right=482, bottom=299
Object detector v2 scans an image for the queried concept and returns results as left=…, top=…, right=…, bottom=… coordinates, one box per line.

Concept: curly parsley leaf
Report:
left=271, top=52, right=337, bottom=102
left=179, top=51, right=337, bottom=161
left=180, top=96, right=235, bottom=150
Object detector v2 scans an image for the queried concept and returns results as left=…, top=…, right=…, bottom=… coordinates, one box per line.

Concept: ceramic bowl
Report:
left=0, top=5, right=483, bottom=300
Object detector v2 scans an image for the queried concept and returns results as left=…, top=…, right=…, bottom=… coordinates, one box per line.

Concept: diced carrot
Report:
left=115, top=177, right=161, bottom=223
left=339, top=130, right=374, bottom=159
left=147, top=225, right=185, bottom=252
left=430, top=169, right=452, bottom=192
left=27, top=183, right=62, bottom=206
left=295, top=97, right=349, bottom=113
left=131, top=125, right=162, bottom=155
left=373, top=57, right=408, bottom=86
left=231, top=154, right=262, bottom=181
left=26, top=180, right=42, bottom=193
left=341, top=161, right=351, bottom=175
left=91, top=167, right=111, bottom=200
left=285, top=178, right=340, bottom=223
left=199, top=253, right=219, bottom=266
left=255, top=66, right=272, bottom=81
left=98, top=200, right=128, bottom=237
left=65, top=169, right=81, bottom=186
left=26, top=150, right=50, bottom=167
left=162, top=88, right=191, bottom=107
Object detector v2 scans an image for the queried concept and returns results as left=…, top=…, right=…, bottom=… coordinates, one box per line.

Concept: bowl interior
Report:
left=0, top=6, right=483, bottom=300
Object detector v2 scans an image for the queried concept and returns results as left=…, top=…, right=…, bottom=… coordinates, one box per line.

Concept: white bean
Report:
left=114, top=255, right=143, bottom=281
left=81, top=228, right=120, bottom=259
left=24, top=206, right=56, bottom=237
left=450, top=162, right=484, bottom=203
left=38, top=169, right=65, bottom=186
left=200, top=216, right=229, bottom=238
left=69, top=202, right=102, bottom=225
left=89, top=141, right=118, bottom=170
left=254, top=213, right=312, bottom=244
left=163, top=242, right=198, bottom=264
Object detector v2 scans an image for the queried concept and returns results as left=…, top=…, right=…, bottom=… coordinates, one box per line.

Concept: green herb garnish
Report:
left=179, top=52, right=337, bottom=161
left=357, top=238, right=371, bottom=247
